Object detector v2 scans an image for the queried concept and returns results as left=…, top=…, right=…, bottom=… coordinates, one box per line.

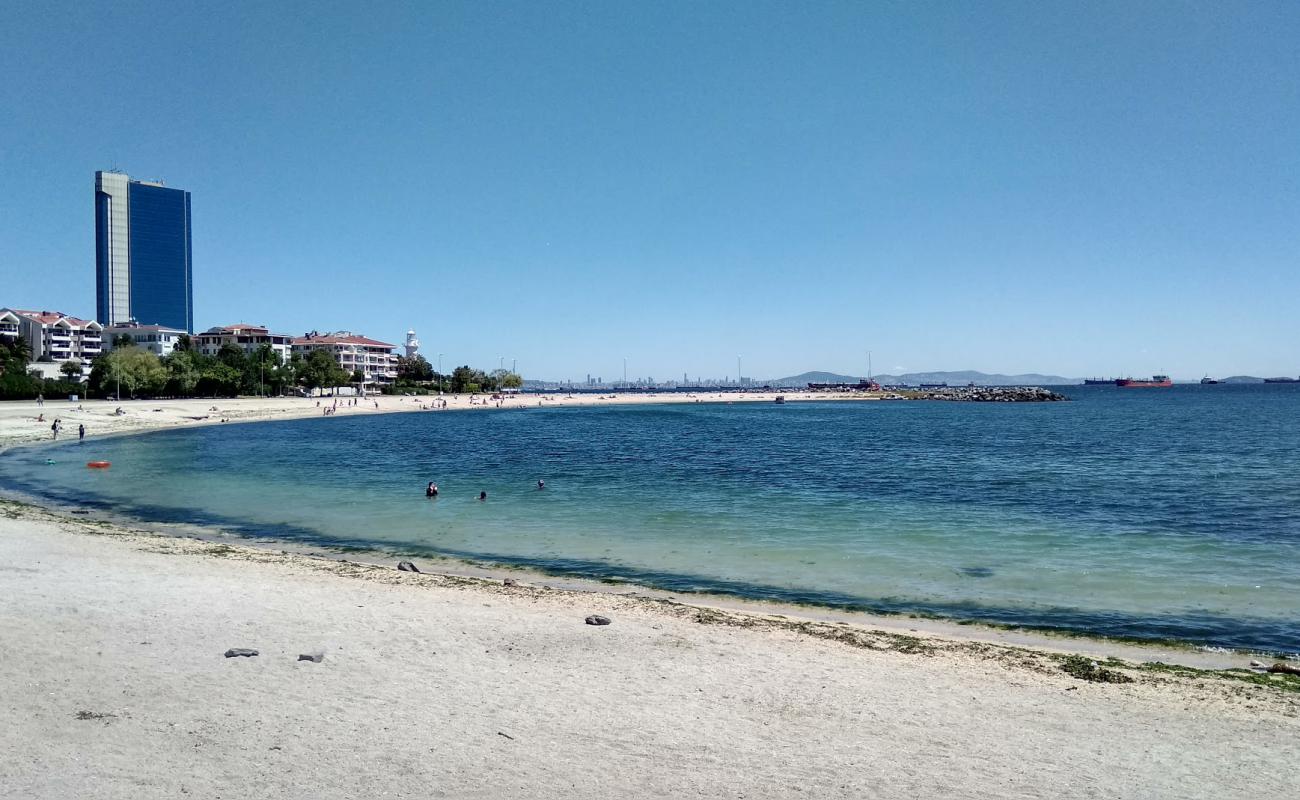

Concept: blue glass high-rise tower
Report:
left=95, top=171, right=193, bottom=332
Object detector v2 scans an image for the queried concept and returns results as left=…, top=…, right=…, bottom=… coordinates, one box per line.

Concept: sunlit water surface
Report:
left=4, top=385, right=1298, bottom=653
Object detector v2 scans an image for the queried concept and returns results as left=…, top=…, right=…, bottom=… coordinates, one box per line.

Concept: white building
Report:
left=0, top=310, right=20, bottom=343
left=2, top=309, right=103, bottom=366
left=292, top=332, right=398, bottom=390
left=405, top=329, right=420, bottom=359
left=194, top=324, right=293, bottom=362
left=103, top=322, right=188, bottom=356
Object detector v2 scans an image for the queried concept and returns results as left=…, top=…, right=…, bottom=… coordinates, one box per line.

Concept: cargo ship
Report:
left=1083, top=378, right=1114, bottom=385
left=1116, top=375, right=1172, bottom=388
left=1200, top=377, right=1219, bottom=385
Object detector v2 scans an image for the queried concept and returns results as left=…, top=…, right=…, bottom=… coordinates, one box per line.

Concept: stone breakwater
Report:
left=903, top=386, right=1068, bottom=402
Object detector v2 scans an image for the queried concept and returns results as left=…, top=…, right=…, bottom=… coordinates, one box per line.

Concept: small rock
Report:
left=1250, top=659, right=1264, bottom=667
left=585, top=615, right=612, bottom=626
left=503, top=578, right=517, bottom=586
left=224, top=648, right=259, bottom=658
left=397, top=561, right=420, bottom=573
left=297, top=653, right=324, bottom=663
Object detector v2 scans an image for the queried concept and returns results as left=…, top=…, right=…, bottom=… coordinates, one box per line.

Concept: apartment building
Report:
left=2, top=308, right=103, bottom=364
left=103, top=322, right=189, bottom=356
left=292, top=331, right=398, bottom=390
left=194, top=324, right=293, bottom=362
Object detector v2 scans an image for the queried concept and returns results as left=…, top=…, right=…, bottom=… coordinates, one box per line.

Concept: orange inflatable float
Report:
left=86, top=461, right=111, bottom=469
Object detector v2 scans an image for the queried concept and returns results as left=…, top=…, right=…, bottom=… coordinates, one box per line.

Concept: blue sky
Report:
left=2, top=1, right=1297, bottom=380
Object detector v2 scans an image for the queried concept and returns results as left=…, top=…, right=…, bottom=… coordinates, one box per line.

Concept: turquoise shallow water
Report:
left=4, top=384, right=1299, bottom=653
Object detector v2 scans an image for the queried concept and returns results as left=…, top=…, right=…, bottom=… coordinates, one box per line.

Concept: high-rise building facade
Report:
left=95, top=171, right=193, bottom=332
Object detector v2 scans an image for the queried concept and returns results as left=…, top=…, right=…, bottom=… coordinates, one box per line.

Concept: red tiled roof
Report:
left=7, top=309, right=100, bottom=328
left=292, top=335, right=392, bottom=348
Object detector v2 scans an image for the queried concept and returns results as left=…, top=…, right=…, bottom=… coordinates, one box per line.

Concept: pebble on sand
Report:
left=585, top=615, right=612, bottom=626
left=224, top=648, right=259, bottom=658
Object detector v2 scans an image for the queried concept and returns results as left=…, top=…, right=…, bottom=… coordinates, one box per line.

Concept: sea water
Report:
left=4, top=384, right=1298, bottom=653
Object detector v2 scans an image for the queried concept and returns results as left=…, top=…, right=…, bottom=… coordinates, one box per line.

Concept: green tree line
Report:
left=2, top=335, right=523, bottom=399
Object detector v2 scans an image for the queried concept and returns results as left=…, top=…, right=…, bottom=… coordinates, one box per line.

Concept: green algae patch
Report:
left=1059, top=655, right=1134, bottom=683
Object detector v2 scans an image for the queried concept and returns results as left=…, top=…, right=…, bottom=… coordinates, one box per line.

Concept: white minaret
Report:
left=405, top=329, right=420, bottom=358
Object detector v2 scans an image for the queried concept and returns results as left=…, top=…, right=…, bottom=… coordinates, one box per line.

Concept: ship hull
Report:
left=1116, top=378, right=1173, bottom=388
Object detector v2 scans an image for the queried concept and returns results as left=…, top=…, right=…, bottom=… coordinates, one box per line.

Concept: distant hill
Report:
left=766, top=370, right=1074, bottom=387
left=1221, top=376, right=1264, bottom=384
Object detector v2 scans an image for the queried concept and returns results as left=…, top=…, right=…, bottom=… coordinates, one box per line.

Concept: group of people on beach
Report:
left=317, top=397, right=382, bottom=415
left=425, top=479, right=544, bottom=500
left=45, top=419, right=86, bottom=441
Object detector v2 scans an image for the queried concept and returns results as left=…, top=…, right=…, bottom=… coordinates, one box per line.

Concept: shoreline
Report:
left=1, top=394, right=1294, bottom=664
left=2, top=498, right=1296, bottom=797
left=0, top=391, right=882, bottom=450
left=1, top=489, right=1292, bottom=674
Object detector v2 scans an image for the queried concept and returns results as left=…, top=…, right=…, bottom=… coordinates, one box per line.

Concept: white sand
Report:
left=0, top=390, right=860, bottom=448
left=1, top=506, right=1296, bottom=799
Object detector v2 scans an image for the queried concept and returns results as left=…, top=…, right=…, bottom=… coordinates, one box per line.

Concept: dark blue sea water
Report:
left=4, top=384, right=1299, bottom=653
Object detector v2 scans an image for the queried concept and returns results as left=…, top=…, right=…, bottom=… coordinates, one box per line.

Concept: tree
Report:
left=2, top=335, right=32, bottom=366
left=163, top=349, right=202, bottom=397
left=174, top=333, right=193, bottom=352
left=243, top=344, right=283, bottom=396
left=60, top=360, right=83, bottom=382
left=197, top=361, right=241, bottom=397
left=102, top=347, right=167, bottom=398
left=298, top=350, right=348, bottom=395
left=216, top=343, right=247, bottom=371
left=501, top=372, right=523, bottom=390
left=396, top=354, right=434, bottom=382
left=112, top=333, right=134, bottom=349
left=450, top=365, right=480, bottom=393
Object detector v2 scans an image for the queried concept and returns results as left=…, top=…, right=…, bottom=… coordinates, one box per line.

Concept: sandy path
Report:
left=0, top=390, right=854, bottom=448
left=1, top=511, right=1295, bottom=799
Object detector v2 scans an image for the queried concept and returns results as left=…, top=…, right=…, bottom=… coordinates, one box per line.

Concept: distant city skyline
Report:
left=2, top=2, right=1297, bottom=380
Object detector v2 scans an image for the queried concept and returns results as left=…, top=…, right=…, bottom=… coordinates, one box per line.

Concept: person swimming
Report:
left=426, top=482, right=438, bottom=498
left=537, top=479, right=545, bottom=490
left=478, top=491, right=487, bottom=501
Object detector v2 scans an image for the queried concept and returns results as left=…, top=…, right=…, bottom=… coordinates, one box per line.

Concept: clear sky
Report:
left=2, top=1, right=1297, bottom=380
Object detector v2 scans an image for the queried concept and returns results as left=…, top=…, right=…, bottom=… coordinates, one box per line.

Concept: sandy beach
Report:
left=0, top=391, right=852, bottom=449
left=0, top=501, right=1296, bottom=799
left=1, top=398, right=1298, bottom=798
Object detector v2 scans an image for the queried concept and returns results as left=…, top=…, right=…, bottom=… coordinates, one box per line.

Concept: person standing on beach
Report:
left=37, top=393, right=44, bottom=407
left=50, top=419, right=60, bottom=440
left=78, top=424, right=85, bottom=441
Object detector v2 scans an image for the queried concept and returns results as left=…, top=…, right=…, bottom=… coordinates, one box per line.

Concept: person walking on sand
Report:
left=51, top=419, right=60, bottom=440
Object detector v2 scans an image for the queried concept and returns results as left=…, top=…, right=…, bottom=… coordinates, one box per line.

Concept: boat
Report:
left=774, top=395, right=786, bottom=404
left=1200, top=377, right=1219, bottom=385
left=1116, top=375, right=1172, bottom=388
left=1263, top=376, right=1299, bottom=383
left=1082, top=378, right=1114, bottom=385
left=919, top=382, right=948, bottom=388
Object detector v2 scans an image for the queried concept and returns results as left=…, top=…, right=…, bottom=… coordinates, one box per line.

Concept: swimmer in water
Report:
left=478, top=491, right=487, bottom=501
left=537, top=479, right=545, bottom=490
left=426, top=482, right=438, bottom=498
